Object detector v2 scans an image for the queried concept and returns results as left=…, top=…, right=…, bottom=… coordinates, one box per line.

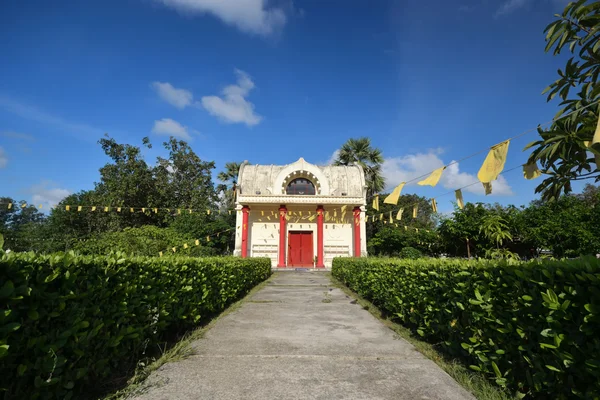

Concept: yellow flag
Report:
left=593, top=109, right=600, bottom=167
left=483, top=181, right=492, bottom=195
left=117, top=207, right=121, bottom=212
left=206, top=236, right=210, bottom=242
left=177, top=209, right=181, bottom=215
left=7, top=203, right=12, bottom=209
left=372, top=195, right=379, bottom=211
left=21, top=203, right=27, bottom=208
left=104, top=206, right=109, bottom=212
left=183, top=243, right=188, bottom=249
left=195, top=239, right=200, bottom=246
left=78, top=206, right=82, bottom=212
left=153, top=208, right=158, bottom=214
left=38, top=204, right=42, bottom=209
left=159, top=251, right=163, bottom=257
left=412, top=205, right=418, bottom=218
left=65, top=205, right=70, bottom=211
left=455, top=189, right=464, bottom=210
left=396, top=208, right=403, bottom=220
left=207, top=209, right=211, bottom=215
left=415, top=228, right=419, bottom=233
left=142, top=207, right=146, bottom=213
left=384, top=182, right=405, bottom=205
left=189, top=209, right=192, bottom=214
left=379, top=213, right=383, bottom=221
left=523, top=162, right=542, bottom=180
left=172, top=247, right=177, bottom=253
left=417, top=167, right=445, bottom=187
left=389, top=212, right=393, bottom=224
left=431, top=199, right=438, bottom=213
left=130, top=208, right=134, bottom=213
left=404, top=225, right=408, bottom=231
left=478, top=140, right=510, bottom=183
left=229, top=210, right=232, bottom=215
left=91, top=206, right=96, bottom=212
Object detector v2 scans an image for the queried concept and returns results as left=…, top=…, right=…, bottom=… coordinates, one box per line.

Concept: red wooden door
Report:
left=288, top=231, right=314, bottom=267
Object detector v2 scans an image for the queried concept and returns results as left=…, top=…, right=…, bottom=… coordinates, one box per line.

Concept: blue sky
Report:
left=0, top=0, right=579, bottom=212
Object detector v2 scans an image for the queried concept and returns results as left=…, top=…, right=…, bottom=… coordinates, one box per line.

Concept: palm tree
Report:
left=334, top=137, right=385, bottom=197
left=217, top=162, right=242, bottom=210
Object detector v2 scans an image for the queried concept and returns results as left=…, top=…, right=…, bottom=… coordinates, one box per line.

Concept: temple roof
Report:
left=236, top=158, right=366, bottom=202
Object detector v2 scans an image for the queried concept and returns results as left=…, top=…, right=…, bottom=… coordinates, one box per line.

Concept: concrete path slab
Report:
left=132, top=272, right=475, bottom=400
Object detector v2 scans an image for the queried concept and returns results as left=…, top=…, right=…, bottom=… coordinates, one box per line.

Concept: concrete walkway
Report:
left=132, top=272, right=474, bottom=400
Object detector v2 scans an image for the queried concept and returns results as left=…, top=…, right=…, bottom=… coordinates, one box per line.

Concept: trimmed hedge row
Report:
left=332, top=257, right=600, bottom=399
left=0, top=252, right=271, bottom=399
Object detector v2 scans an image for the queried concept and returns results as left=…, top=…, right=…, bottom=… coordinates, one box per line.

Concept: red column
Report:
left=353, top=207, right=361, bottom=258
left=277, top=205, right=287, bottom=267
left=241, top=206, right=250, bottom=258
left=316, top=205, right=325, bottom=268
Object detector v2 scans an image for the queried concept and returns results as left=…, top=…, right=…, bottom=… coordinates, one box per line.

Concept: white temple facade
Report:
left=234, top=158, right=367, bottom=268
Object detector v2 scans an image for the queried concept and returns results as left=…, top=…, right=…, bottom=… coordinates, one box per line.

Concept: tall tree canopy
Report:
left=334, top=137, right=385, bottom=197
left=525, top=1, right=600, bottom=200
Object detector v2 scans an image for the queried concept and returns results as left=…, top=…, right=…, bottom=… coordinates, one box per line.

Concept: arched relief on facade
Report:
left=273, top=158, right=331, bottom=196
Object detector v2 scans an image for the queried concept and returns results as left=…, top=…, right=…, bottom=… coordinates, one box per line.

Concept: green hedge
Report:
left=0, top=252, right=271, bottom=399
left=332, top=257, right=600, bottom=399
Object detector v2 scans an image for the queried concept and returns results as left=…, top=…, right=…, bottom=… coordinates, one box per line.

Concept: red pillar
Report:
left=353, top=207, right=361, bottom=258
left=278, top=205, right=287, bottom=267
left=241, top=206, right=250, bottom=258
left=316, top=205, right=325, bottom=268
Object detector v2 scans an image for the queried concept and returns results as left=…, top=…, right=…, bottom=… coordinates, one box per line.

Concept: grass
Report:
left=328, top=273, right=516, bottom=400
left=101, top=275, right=274, bottom=400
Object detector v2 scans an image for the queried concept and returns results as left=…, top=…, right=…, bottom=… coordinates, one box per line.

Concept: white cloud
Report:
left=382, top=150, right=513, bottom=197
left=151, top=82, right=193, bottom=109
left=495, top=0, right=528, bottom=16
left=1, top=131, right=35, bottom=142
left=155, top=0, right=286, bottom=36
left=28, top=181, right=71, bottom=209
left=151, top=118, right=194, bottom=140
left=200, top=69, right=262, bottom=126
left=0, top=95, right=105, bottom=139
left=323, top=149, right=340, bottom=166
left=0, top=147, right=7, bottom=168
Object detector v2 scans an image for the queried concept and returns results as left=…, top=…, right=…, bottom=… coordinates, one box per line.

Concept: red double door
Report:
left=287, top=231, right=314, bottom=267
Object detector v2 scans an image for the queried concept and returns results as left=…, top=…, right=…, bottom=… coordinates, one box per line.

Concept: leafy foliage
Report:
left=334, top=137, right=385, bottom=197
left=525, top=0, right=600, bottom=200
left=333, top=257, right=600, bottom=399
left=0, top=252, right=271, bottom=399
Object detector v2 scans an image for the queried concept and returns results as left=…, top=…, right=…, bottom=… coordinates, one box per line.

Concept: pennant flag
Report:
left=7, top=203, right=12, bottom=209
left=404, top=225, right=408, bottom=231
left=417, top=167, right=445, bottom=187
left=195, top=239, right=200, bottom=246
left=177, top=209, right=181, bottom=215
left=594, top=109, right=600, bottom=167
left=142, top=208, right=146, bottom=213
left=78, top=206, right=82, bottom=212
left=483, top=181, right=492, bottom=195
left=379, top=213, right=383, bottom=221
left=396, top=208, right=404, bottom=220
left=130, top=208, right=134, bottom=213
left=38, top=204, right=42, bottom=209
left=104, top=206, right=109, bottom=212
left=206, top=236, right=210, bottom=242
left=154, top=208, right=158, bottom=214
left=412, top=205, right=418, bottom=218
left=91, top=206, right=96, bottom=212
left=172, top=247, right=177, bottom=253
left=523, top=162, right=542, bottom=180
left=478, top=140, right=510, bottom=183
left=229, top=210, right=232, bottom=215
left=117, top=207, right=121, bottom=212
left=65, top=205, right=70, bottom=211
left=431, top=199, right=438, bottom=213
left=21, top=203, right=27, bottom=208
left=183, top=243, right=188, bottom=249
left=455, top=189, right=465, bottom=210
left=159, top=251, right=163, bottom=257
left=207, top=209, right=211, bottom=215
left=372, top=195, right=380, bottom=211
left=389, top=212, right=393, bottom=224
left=384, top=182, right=405, bottom=205
left=415, top=228, right=419, bottom=233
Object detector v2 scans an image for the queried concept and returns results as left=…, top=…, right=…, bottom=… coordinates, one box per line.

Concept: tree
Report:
left=525, top=1, right=600, bottom=201
left=0, top=198, right=47, bottom=252
left=479, top=214, right=516, bottom=259
left=216, top=162, right=241, bottom=211
left=334, top=137, right=385, bottom=197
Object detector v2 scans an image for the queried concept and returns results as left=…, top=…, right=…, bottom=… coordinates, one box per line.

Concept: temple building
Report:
left=234, top=158, right=367, bottom=268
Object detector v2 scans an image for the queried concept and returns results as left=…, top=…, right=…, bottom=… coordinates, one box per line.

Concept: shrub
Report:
left=332, top=257, right=600, bottom=399
left=398, top=246, right=422, bottom=259
left=0, top=252, right=271, bottom=399
left=72, top=225, right=218, bottom=257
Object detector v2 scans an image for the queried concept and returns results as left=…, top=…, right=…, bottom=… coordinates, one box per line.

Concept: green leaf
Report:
left=492, top=361, right=502, bottom=378
left=546, top=364, right=561, bottom=372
